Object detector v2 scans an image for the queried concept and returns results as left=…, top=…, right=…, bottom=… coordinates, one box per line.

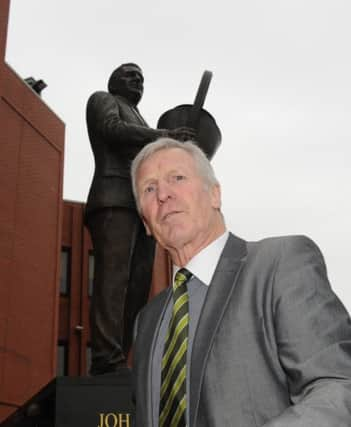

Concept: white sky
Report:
left=5, top=0, right=351, bottom=310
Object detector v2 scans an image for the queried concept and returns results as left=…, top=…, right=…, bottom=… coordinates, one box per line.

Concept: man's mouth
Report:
left=129, top=82, right=142, bottom=90
left=162, top=211, right=182, bottom=222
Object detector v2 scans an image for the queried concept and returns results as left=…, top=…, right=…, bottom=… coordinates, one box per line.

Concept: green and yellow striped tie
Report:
left=159, top=268, right=192, bottom=427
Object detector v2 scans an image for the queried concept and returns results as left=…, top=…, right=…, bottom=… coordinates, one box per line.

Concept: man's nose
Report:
left=157, top=181, right=173, bottom=204
left=134, top=73, right=142, bottom=82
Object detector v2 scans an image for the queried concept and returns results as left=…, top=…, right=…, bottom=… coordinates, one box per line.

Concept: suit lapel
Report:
left=189, top=233, right=247, bottom=426
left=132, top=105, right=148, bottom=126
left=115, top=95, right=148, bottom=126
left=138, top=289, right=171, bottom=424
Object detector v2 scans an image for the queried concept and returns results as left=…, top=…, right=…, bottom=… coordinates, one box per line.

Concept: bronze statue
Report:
left=85, top=63, right=193, bottom=375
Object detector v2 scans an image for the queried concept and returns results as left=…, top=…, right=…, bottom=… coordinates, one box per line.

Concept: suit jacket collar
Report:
left=114, top=94, right=137, bottom=107
left=137, top=289, right=172, bottom=425
left=115, top=94, right=148, bottom=126
left=189, top=232, right=247, bottom=426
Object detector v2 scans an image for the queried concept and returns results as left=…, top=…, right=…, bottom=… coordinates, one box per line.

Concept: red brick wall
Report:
left=0, top=0, right=65, bottom=420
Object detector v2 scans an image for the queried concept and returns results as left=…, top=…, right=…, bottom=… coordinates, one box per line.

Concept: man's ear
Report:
left=211, top=183, right=222, bottom=210
left=142, top=217, right=152, bottom=236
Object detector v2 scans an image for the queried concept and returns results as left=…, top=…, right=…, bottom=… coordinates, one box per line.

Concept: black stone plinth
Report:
left=1, top=369, right=134, bottom=426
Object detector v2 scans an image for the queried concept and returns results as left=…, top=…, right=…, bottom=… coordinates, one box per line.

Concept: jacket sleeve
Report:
left=86, top=91, right=165, bottom=147
left=264, top=236, right=351, bottom=427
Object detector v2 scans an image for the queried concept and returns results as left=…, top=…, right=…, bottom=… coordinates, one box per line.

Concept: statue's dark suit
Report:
left=86, top=91, right=163, bottom=373
left=133, top=233, right=351, bottom=426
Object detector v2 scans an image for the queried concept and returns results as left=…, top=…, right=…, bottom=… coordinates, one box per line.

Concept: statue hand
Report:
left=167, top=127, right=196, bottom=142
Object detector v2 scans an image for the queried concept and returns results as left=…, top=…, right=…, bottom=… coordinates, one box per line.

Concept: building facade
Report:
left=0, top=0, right=65, bottom=420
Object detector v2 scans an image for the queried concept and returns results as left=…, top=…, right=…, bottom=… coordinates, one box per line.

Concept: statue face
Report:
left=116, top=65, right=144, bottom=105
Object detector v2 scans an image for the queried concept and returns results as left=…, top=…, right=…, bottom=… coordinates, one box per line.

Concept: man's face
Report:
left=136, top=148, right=222, bottom=252
left=117, top=65, right=144, bottom=105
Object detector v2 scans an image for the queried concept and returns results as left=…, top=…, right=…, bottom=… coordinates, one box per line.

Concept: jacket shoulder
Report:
left=249, top=234, right=322, bottom=258
left=87, top=90, right=116, bottom=107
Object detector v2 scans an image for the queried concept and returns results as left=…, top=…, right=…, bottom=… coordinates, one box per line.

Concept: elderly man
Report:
left=85, top=64, right=192, bottom=375
left=131, top=137, right=351, bottom=427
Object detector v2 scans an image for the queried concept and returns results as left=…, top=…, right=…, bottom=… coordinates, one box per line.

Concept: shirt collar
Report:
left=173, top=231, right=229, bottom=286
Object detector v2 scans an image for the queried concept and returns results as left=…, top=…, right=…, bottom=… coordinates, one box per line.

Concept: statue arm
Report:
left=87, top=91, right=166, bottom=147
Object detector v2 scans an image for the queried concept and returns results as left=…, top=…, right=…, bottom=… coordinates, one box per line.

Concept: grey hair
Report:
left=131, top=137, right=219, bottom=212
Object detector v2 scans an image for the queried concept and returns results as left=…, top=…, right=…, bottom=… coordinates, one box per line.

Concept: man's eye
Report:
left=175, top=175, right=186, bottom=181
left=144, top=185, right=155, bottom=193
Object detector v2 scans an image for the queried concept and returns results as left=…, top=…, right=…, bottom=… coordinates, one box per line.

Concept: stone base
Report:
left=1, top=369, right=134, bottom=426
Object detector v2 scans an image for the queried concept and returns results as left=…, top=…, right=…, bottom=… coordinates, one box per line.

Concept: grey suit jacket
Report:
left=133, top=233, right=351, bottom=426
left=85, top=91, right=162, bottom=217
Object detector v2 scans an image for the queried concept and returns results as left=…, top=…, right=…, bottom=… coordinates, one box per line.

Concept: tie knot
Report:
left=174, top=268, right=192, bottom=291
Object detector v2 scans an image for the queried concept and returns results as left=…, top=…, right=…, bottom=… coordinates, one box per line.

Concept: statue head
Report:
left=108, top=63, right=144, bottom=106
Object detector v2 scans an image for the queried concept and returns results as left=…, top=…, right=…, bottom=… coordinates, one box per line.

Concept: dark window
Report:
left=88, top=252, right=94, bottom=297
left=60, top=248, right=71, bottom=295
left=57, top=342, right=68, bottom=376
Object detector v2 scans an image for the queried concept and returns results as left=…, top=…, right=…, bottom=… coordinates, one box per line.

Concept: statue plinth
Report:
left=1, top=371, right=134, bottom=426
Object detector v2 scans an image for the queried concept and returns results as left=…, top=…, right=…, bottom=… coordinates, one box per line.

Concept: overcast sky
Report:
left=5, top=0, right=351, bottom=310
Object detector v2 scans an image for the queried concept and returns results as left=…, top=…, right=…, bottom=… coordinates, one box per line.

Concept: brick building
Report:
left=0, top=0, right=64, bottom=420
